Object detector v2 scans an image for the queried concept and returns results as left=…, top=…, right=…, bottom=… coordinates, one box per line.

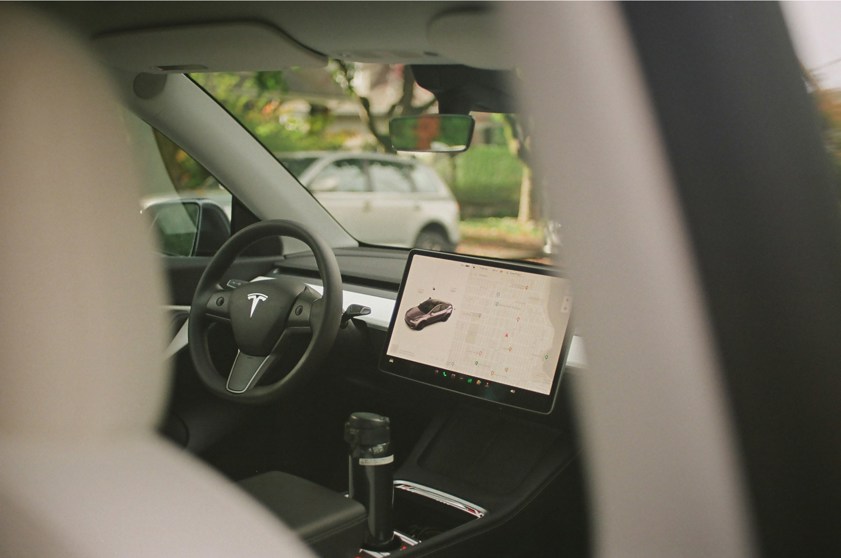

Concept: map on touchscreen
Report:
left=383, top=252, right=572, bottom=400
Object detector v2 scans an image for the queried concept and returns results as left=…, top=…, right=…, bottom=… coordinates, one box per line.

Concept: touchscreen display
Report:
left=380, top=250, right=572, bottom=413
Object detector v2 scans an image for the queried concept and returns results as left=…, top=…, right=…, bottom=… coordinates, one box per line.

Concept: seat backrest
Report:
left=0, top=6, right=312, bottom=556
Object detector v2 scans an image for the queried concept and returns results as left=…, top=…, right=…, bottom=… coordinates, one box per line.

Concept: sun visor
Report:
left=93, top=22, right=326, bottom=73
left=427, top=9, right=515, bottom=71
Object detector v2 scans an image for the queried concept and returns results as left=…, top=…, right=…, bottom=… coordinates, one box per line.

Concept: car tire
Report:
left=415, top=227, right=453, bottom=251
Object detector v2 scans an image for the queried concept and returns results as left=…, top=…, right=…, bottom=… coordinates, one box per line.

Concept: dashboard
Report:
left=164, top=249, right=586, bottom=385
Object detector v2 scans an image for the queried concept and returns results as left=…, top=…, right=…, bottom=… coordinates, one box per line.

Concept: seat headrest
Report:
left=0, top=5, right=170, bottom=441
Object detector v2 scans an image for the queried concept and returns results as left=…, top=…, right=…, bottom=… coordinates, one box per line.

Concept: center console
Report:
left=384, top=404, right=581, bottom=557
left=353, top=251, right=579, bottom=556
left=239, top=251, right=585, bottom=557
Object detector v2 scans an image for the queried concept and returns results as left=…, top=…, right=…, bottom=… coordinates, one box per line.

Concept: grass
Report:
left=459, top=217, right=543, bottom=243
left=456, top=218, right=553, bottom=262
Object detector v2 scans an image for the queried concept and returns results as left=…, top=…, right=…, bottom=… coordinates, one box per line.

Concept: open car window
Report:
left=417, top=299, right=438, bottom=313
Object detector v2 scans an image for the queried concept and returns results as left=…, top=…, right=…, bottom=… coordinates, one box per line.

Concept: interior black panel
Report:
left=276, top=247, right=411, bottom=288
left=162, top=255, right=281, bottom=304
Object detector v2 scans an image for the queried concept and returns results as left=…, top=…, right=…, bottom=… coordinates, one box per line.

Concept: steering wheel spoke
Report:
left=204, top=287, right=232, bottom=321
left=226, top=351, right=276, bottom=393
left=285, top=286, right=321, bottom=332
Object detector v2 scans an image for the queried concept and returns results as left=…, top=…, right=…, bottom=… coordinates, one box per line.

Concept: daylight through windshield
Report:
left=180, top=64, right=554, bottom=262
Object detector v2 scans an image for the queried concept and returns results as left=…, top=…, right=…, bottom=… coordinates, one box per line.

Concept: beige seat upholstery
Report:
left=0, top=6, right=312, bottom=557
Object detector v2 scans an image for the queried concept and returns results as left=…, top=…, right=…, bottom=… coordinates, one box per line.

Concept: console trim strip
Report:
left=357, top=531, right=419, bottom=557
left=394, top=480, right=487, bottom=519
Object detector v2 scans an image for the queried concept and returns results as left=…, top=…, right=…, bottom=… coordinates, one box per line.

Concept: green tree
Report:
left=332, top=62, right=436, bottom=153
left=153, top=130, right=209, bottom=191
left=192, top=71, right=346, bottom=153
left=443, top=145, right=523, bottom=218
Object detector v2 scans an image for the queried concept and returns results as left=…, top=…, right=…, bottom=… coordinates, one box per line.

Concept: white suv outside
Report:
left=279, top=152, right=460, bottom=251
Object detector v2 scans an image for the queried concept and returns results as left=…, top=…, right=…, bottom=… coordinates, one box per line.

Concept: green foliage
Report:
left=153, top=130, right=209, bottom=191
left=253, top=71, right=288, bottom=93
left=254, top=123, right=345, bottom=153
left=445, top=145, right=524, bottom=217
left=486, top=113, right=513, bottom=146
left=191, top=71, right=347, bottom=153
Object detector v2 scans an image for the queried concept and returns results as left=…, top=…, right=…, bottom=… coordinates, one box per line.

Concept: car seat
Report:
left=0, top=6, right=313, bottom=557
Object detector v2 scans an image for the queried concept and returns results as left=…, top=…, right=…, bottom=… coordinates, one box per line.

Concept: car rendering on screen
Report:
left=405, top=298, right=454, bottom=330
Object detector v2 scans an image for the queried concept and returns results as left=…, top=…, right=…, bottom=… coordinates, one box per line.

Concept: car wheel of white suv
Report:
left=415, top=227, right=453, bottom=251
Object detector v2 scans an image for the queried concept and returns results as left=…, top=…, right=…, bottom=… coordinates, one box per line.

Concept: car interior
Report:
left=3, top=2, right=841, bottom=558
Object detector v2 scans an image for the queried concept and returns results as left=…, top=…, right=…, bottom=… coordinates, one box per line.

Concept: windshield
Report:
left=417, top=299, right=439, bottom=313
left=278, top=156, right=319, bottom=179
left=189, top=64, right=554, bottom=263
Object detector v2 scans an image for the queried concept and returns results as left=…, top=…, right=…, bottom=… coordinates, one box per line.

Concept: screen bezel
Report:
left=379, top=250, right=573, bottom=414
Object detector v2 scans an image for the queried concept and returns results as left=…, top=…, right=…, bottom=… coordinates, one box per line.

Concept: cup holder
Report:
left=393, top=481, right=485, bottom=543
left=357, top=481, right=486, bottom=556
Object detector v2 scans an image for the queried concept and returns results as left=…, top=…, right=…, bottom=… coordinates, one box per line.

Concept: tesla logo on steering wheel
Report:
left=246, top=293, right=268, bottom=318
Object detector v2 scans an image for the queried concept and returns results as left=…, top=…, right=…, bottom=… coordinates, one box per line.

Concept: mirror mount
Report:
left=436, top=92, right=473, bottom=116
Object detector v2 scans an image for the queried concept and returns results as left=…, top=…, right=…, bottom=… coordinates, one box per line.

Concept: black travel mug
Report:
left=344, top=412, right=399, bottom=550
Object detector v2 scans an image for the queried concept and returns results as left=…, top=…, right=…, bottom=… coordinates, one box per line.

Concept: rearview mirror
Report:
left=389, top=114, right=474, bottom=153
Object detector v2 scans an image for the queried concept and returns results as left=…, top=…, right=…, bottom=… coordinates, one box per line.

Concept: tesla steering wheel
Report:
left=189, top=220, right=342, bottom=403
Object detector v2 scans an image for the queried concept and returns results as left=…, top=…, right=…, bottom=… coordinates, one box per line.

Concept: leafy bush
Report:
left=440, top=146, right=524, bottom=217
